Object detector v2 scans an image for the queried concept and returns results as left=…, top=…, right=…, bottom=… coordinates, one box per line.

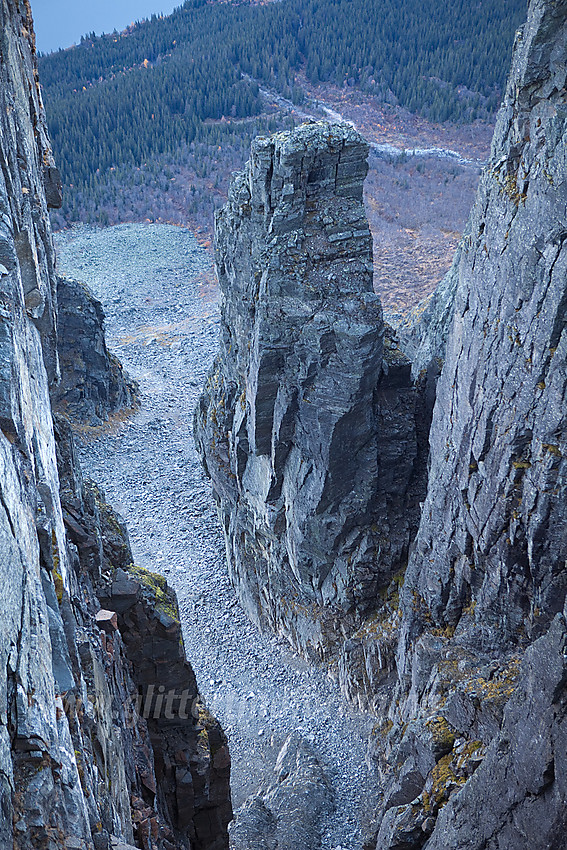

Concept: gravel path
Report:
left=55, top=222, right=377, bottom=850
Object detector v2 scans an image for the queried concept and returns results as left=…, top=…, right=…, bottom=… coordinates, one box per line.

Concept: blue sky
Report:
left=31, top=0, right=181, bottom=54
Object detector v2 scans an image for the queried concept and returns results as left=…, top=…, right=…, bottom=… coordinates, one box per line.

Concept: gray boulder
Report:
left=229, top=733, right=333, bottom=850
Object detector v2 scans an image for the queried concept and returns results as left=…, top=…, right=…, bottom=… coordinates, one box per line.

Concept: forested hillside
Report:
left=38, top=0, right=526, bottom=226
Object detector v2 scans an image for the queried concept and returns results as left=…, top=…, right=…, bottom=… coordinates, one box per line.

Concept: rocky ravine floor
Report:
left=55, top=223, right=378, bottom=850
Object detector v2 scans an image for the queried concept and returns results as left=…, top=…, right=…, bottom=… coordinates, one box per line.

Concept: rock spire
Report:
left=195, top=121, right=422, bottom=658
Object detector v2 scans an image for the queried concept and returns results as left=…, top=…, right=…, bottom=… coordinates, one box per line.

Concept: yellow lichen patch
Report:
left=74, top=748, right=87, bottom=791
left=423, top=752, right=465, bottom=813
left=372, top=718, right=394, bottom=738
left=51, top=530, right=63, bottom=594
left=378, top=567, right=406, bottom=608
left=491, top=164, right=527, bottom=208
left=127, top=563, right=179, bottom=623
left=462, top=598, right=477, bottom=617
left=542, top=443, right=562, bottom=457
left=425, top=716, right=457, bottom=751
left=95, top=495, right=124, bottom=536
left=53, top=568, right=64, bottom=605
left=352, top=607, right=401, bottom=642
left=420, top=741, right=484, bottom=817
left=463, top=656, right=521, bottom=704
left=430, top=624, right=456, bottom=639
left=195, top=701, right=224, bottom=756
left=197, top=726, right=210, bottom=754
left=455, top=740, right=484, bottom=771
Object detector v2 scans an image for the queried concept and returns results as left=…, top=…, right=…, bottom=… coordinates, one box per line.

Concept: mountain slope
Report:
left=37, top=0, right=526, bottom=225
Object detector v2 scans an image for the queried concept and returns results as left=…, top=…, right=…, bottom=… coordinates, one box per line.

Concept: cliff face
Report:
left=368, top=1, right=567, bottom=846
left=55, top=420, right=232, bottom=850
left=196, top=0, right=567, bottom=846
left=194, top=123, right=423, bottom=659
left=0, top=3, right=231, bottom=849
left=52, top=275, right=138, bottom=425
left=0, top=1, right=71, bottom=839
left=6, top=0, right=565, bottom=845
left=399, top=0, right=567, bottom=654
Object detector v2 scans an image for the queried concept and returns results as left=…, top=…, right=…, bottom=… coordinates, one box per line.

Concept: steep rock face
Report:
left=195, top=122, right=422, bottom=658
left=0, top=1, right=76, bottom=841
left=365, top=2, right=567, bottom=847
left=53, top=275, right=138, bottom=424
left=424, top=612, right=567, bottom=850
left=0, top=3, right=231, bottom=849
left=400, top=0, right=567, bottom=667
left=0, top=0, right=61, bottom=397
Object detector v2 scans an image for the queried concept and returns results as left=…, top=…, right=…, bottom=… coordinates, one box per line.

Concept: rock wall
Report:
left=52, top=276, right=138, bottom=425
left=195, top=122, right=423, bottom=659
left=423, top=613, right=567, bottom=850
left=0, top=3, right=231, bottom=849
left=0, top=1, right=73, bottom=840
left=56, top=418, right=232, bottom=850
left=195, top=1, right=567, bottom=847
left=365, top=1, right=567, bottom=847
left=401, top=0, right=567, bottom=664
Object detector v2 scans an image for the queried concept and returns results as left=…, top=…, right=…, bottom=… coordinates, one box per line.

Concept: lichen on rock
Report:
left=365, top=1, right=567, bottom=846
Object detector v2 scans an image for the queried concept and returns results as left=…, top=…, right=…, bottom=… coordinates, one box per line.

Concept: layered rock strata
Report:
left=195, top=122, right=422, bottom=659
left=0, top=3, right=231, bottom=848
left=422, top=613, right=567, bottom=850
left=401, top=0, right=567, bottom=668
left=196, top=1, right=567, bottom=846
left=53, top=276, right=138, bottom=425
left=364, top=1, right=567, bottom=847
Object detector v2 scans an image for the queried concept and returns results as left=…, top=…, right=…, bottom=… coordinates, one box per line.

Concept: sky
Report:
left=31, top=0, right=181, bottom=54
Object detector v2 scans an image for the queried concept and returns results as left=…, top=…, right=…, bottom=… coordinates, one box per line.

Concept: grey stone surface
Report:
left=53, top=275, right=138, bottom=424
left=229, top=732, right=333, bottom=850
left=424, top=613, right=567, bottom=850
left=3, top=0, right=566, bottom=847
left=195, top=121, right=422, bottom=659
left=0, top=4, right=232, bottom=849
left=400, top=0, right=567, bottom=668
left=365, top=3, right=567, bottom=849
left=0, top=1, right=84, bottom=844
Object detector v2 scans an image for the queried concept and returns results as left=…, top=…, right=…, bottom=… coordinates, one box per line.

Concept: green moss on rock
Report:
left=127, top=563, right=180, bottom=624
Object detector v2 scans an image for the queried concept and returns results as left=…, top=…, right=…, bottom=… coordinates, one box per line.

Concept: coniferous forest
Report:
left=38, top=0, right=527, bottom=227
